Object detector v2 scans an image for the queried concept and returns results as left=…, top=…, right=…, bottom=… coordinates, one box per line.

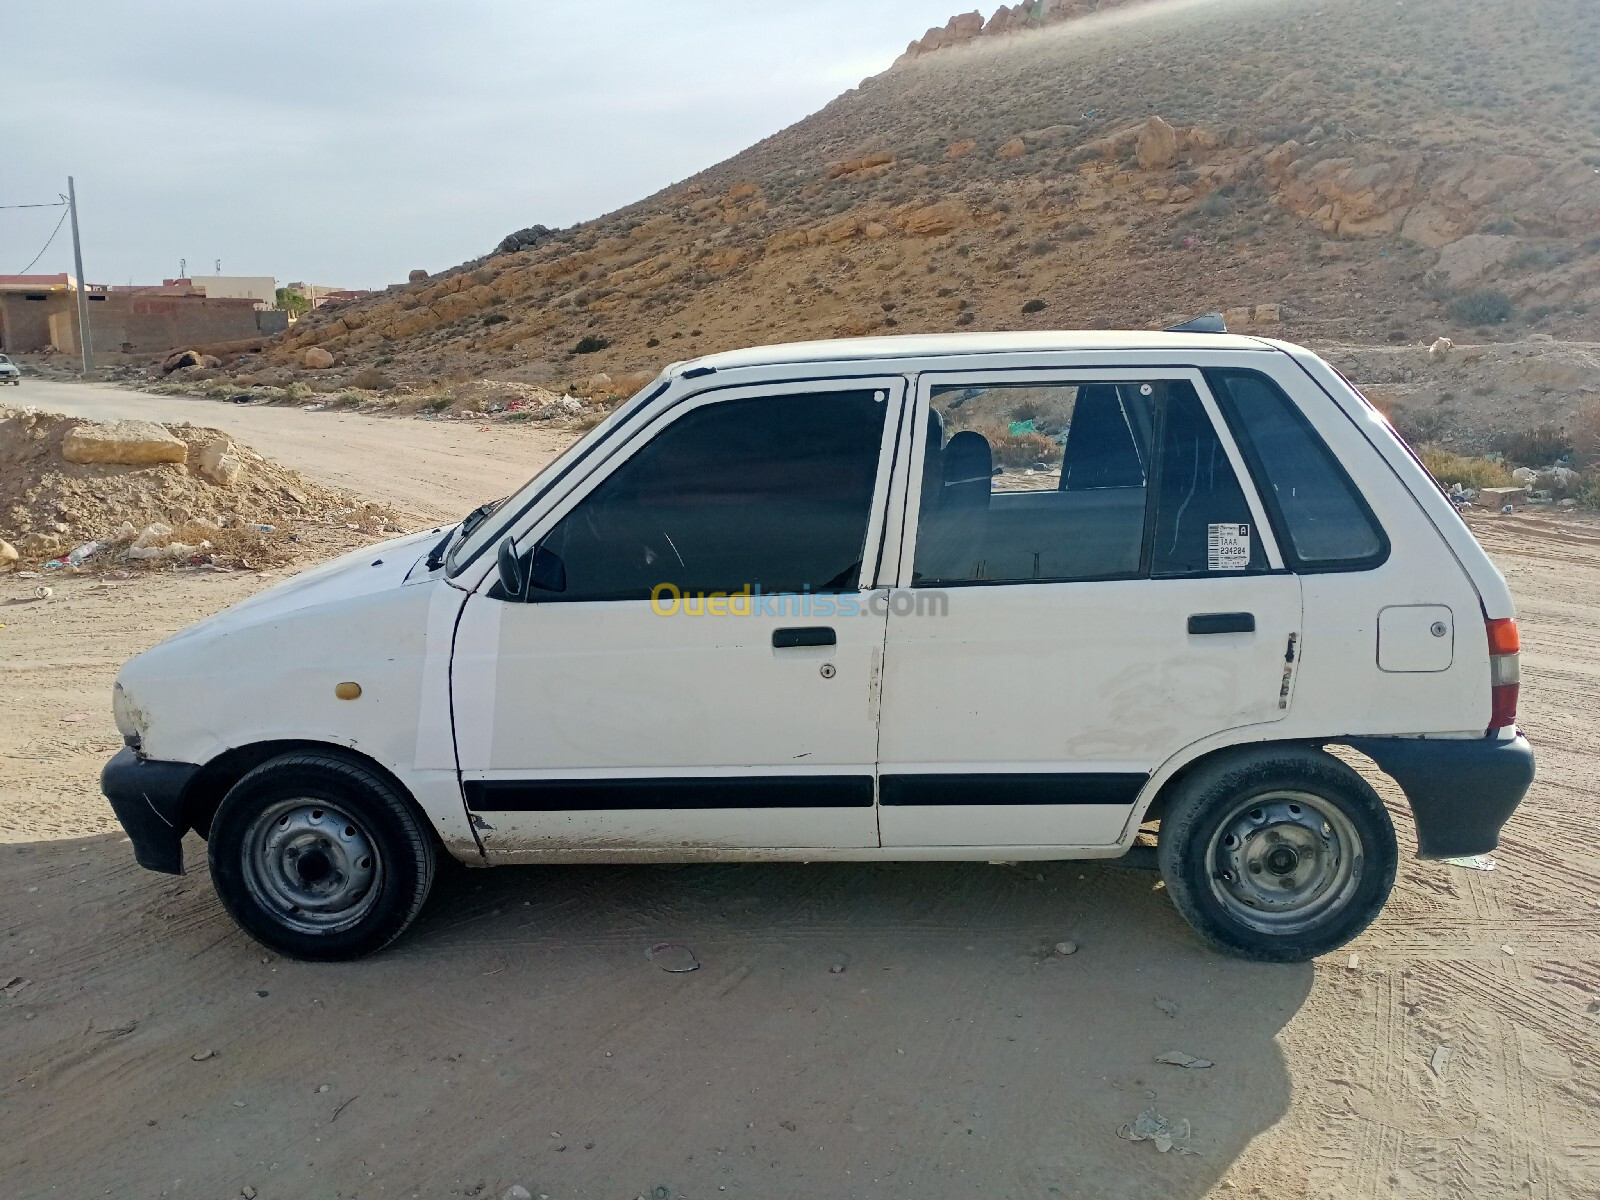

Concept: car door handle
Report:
left=1188, top=612, right=1256, bottom=635
left=773, top=626, right=837, bottom=648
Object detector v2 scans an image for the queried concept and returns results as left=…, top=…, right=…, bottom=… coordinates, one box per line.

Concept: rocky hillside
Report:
left=273, top=0, right=1600, bottom=419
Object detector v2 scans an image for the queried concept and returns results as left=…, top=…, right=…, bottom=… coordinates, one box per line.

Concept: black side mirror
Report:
left=494, top=536, right=566, bottom=602
left=496, top=536, right=525, bottom=600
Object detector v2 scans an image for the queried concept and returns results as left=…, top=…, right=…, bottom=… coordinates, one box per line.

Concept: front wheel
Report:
left=208, top=752, right=437, bottom=960
left=1157, top=746, right=1398, bottom=962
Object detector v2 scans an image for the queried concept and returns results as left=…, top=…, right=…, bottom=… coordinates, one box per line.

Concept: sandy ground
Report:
left=2, top=387, right=1598, bottom=1200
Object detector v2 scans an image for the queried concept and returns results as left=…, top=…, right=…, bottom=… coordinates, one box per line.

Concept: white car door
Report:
left=450, top=376, right=908, bottom=859
left=877, top=366, right=1301, bottom=850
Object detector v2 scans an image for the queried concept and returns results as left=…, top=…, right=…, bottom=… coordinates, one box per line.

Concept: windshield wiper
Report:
left=459, top=499, right=502, bottom=539
left=432, top=500, right=504, bottom=573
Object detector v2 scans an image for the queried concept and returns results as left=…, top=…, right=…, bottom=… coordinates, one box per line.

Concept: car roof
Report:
left=671, top=330, right=1275, bottom=375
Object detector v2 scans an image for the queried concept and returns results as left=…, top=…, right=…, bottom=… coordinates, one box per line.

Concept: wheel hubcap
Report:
left=1206, top=790, right=1364, bottom=935
left=241, top=800, right=382, bottom=934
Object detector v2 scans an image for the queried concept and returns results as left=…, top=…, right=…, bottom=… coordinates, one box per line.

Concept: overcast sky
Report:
left=2, top=1, right=954, bottom=290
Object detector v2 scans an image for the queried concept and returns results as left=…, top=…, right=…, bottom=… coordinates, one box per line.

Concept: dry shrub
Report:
left=1494, top=423, right=1572, bottom=466
left=1419, top=445, right=1513, bottom=490
left=1572, top=399, right=1600, bottom=469
left=972, top=423, right=1060, bottom=468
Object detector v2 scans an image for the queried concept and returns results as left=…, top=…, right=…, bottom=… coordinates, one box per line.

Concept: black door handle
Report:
left=773, top=626, right=837, bottom=648
left=1188, top=612, right=1256, bottom=635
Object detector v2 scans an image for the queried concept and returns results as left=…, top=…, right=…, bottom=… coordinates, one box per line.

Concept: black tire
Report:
left=207, top=752, right=436, bottom=961
left=1157, top=745, right=1397, bottom=962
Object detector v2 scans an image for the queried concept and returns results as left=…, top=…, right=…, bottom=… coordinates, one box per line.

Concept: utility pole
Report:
left=67, top=176, right=93, bottom=375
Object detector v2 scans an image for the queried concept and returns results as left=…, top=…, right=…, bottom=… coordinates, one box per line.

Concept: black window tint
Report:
left=914, top=381, right=1153, bottom=584
left=1150, top=384, right=1266, bottom=576
left=538, top=390, right=886, bottom=601
left=1209, top=370, right=1385, bottom=567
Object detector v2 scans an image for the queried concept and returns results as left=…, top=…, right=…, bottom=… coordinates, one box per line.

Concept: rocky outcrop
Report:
left=893, top=0, right=1149, bottom=66
left=495, top=224, right=558, bottom=256
left=1433, top=235, right=1520, bottom=288
left=826, top=152, right=895, bottom=179
left=1263, top=142, right=1424, bottom=236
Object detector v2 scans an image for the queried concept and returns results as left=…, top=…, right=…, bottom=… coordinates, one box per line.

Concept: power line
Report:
left=0, top=200, right=70, bottom=210
left=16, top=204, right=72, bottom=274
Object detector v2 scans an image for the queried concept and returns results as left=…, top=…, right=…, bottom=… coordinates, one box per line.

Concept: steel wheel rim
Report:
left=241, top=799, right=383, bottom=934
left=1205, top=789, right=1364, bottom=935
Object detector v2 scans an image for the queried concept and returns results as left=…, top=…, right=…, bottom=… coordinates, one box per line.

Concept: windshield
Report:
left=445, top=376, right=670, bottom=575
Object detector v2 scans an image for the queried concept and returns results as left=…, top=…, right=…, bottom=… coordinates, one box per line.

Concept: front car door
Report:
left=877, top=365, right=1302, bottom=850
left=450, top=376, right=908, bottom=859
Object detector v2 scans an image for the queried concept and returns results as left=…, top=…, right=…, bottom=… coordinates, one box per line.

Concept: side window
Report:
left=913, top=380, right=1154, bottom=584
left=1207, top=370, right=1387, bottom=569
left=1150, top=384, right=1266, bottom=576
left=913, top=378, right=1268, bottom=585
left=535, top=390, right=887, bottom=601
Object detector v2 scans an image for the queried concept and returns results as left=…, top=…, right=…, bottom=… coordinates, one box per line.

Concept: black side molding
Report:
left=880, top=772, right=1147, bottom=807
left=465, top=775, right=873, bottom=811
left=773, top=626, right=837, bottom=648
left=1188, top=612, right=1256, bottom=635
left=1342, top=734, right=1534, bottom=859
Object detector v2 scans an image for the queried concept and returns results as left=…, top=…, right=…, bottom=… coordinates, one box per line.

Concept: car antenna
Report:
left=1165, top=312, right=1228, bottom=333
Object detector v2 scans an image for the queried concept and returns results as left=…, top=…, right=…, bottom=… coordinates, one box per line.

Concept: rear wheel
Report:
left=1157, top=746, right=1397, bottom=962
left=208, top=752, right=436, bottom=960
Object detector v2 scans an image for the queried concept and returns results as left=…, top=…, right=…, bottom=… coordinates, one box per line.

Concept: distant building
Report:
left=0, top=274, right=87, bottom=354
left=0, top=272, right=283, bottom=358
left=285, top=282, right=374, bottom=310
left=194, top=275, right=277, bottom=308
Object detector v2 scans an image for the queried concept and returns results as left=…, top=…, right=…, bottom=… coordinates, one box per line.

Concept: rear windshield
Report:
left=1208, top=369, right=1387, bottom=570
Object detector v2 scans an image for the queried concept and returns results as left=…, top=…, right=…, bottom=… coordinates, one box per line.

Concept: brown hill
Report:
left=273, top=0, right=1600, bottom=407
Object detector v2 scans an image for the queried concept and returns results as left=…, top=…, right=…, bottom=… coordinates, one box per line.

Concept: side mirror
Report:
left=496, top=536, right=525, bottom=600
left=494, top=537, right=566, bottom=602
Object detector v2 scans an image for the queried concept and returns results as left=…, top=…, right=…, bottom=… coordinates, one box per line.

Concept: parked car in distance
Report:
left=0, top=353, right=21, bottom=384
left=101, top=330, right=1534, bottom=962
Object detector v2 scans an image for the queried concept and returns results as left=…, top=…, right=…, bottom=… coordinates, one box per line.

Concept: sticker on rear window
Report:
left=1207, top=523, right=1251, bottom=571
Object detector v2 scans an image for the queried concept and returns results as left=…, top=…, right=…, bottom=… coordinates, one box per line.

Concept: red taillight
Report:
left=1487, top=618, right=1520, bottom=732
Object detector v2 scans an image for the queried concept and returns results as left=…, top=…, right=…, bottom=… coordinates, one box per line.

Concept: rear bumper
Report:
left=1343, top=733, right=1534, bottom=859
left=101, top=747, right=201, bottom=874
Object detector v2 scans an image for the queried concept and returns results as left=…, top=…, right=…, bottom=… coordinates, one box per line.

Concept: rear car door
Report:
left=450, top=377, right=907, bottom=857
left=877, top=366, right=1302, bottom=849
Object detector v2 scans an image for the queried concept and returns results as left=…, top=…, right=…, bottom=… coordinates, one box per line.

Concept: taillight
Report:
left=1486, top=617, right=1520, bottom=732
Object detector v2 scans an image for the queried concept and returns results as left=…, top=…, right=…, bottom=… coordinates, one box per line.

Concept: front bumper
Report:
left=101, top=748, right=201, bottom=874
left=1343, top=733, right=1535, bottom=859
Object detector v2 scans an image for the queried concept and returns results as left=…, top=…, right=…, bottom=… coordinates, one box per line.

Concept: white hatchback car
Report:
left=0, top=353, right=22, bottom=384
left=103, top=331, right=1534, bottom=962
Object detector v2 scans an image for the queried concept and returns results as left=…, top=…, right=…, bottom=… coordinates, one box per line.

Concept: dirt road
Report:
left=14, top=379, right=567, bottom=522
left=2, top=395, right=1597, bottom=1199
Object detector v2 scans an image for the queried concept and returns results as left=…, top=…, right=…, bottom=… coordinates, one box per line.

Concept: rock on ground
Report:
left=61, top=421, right=187, bottom=466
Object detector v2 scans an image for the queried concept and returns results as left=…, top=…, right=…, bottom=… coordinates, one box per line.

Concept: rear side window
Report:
left=1208, top=370, right=1387, bottom=570
left=914, top=380, right=1153, bottom=584
left=912, top=378, right=1265, bottom=585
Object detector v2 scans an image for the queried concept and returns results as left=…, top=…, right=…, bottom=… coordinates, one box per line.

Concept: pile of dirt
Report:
left=0, top=406, right=410, bottom=570
left=266, top=0, right=1600, bottom=432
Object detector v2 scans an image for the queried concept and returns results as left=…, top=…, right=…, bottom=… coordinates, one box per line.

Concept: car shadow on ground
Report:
left=3, top=835, right=1312, bottom=1199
